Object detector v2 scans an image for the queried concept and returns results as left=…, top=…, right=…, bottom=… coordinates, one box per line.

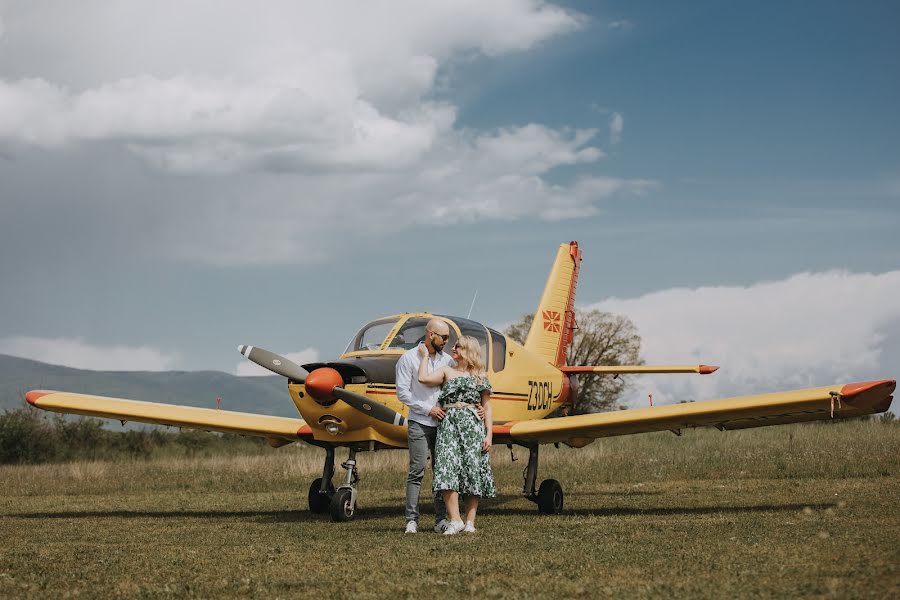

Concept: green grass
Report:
left=1, top=421, right=898, bottom=598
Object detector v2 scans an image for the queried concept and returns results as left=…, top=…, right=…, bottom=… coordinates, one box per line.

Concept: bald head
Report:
left=425, top=318, right=450, bottom=355
left=427, top=318, right=449, bottom=335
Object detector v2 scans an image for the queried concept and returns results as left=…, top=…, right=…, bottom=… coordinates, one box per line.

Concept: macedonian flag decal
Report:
left=542, top=310, right=561, bottom=332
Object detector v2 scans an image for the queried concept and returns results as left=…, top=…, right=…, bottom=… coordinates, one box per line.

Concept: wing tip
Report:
left=699, top=365, right=720, bottom=374
left=25, top=390, right=54, bottom=405
left=840, top=379, right=896, bottom=398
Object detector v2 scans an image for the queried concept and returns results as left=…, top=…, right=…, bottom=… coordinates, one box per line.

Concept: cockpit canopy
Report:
left=343, top=314, right=507, bottom=372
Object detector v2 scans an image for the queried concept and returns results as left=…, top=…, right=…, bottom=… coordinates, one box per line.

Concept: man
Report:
left=395, top=318, right=453, bottom=533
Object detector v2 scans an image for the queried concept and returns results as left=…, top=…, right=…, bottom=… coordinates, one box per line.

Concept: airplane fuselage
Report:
left=287, top=312, right=570, bottom=447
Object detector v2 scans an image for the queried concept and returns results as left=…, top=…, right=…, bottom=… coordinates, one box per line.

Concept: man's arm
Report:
left=395, top=353, right=415, bottom=406
left=396, top=352, right=445, bottom=420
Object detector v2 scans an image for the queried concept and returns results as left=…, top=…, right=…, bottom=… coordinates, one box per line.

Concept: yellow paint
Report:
left=524, top=243, right=579, bottom=365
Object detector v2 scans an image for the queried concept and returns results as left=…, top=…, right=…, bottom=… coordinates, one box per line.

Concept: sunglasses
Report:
left=429, top=331, right=450, bottom=342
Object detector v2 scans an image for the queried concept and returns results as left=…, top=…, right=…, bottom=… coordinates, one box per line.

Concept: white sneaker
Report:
left=463, top=521, right=476, bottom=533
left=442, top=520, right=464, bottom=535
left=433, top=518, right=449, bottom=533
left=405, top=521, right=418, bottom=534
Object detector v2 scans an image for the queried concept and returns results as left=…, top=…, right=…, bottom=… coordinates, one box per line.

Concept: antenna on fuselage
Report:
left=466, top=289, right=479, bottom=319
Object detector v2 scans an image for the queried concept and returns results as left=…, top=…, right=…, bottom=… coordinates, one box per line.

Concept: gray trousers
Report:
left=406, top=420, right=448, bottom=524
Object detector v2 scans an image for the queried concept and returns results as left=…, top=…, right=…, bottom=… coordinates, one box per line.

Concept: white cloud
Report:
left=609, top=112, right=623, bottom=144
left=585, top=270, right=900, bottom=407
left=142, top=125, right=657, bottom=266
left=0, top=336, right=180, bottom=371
left=0, top=2, right=646, bottom=267
left=235, top=347, right=321, bottom=377
left=0, top=1, right=582, bottom=173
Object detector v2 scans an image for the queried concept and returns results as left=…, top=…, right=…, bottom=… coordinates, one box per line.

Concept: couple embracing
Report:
left=395, top=318, right=495, bottom=535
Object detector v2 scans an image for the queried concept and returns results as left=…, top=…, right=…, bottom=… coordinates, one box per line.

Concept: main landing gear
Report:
left=308, top=445, right=363, bottom=522
left=521, top=445, right=564, bottom=514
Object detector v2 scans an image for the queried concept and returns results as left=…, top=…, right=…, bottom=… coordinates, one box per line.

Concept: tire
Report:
left=330, top=487, right=356, bottom=522
left=308, top=477, right=334, bottom=514
left=537, top=479, right=563, bottom=515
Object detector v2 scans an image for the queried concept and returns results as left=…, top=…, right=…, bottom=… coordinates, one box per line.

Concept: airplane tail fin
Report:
left=524, top=241, right=582, bottom=366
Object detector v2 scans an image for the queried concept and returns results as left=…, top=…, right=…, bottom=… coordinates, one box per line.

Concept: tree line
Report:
left=0, top=408, right=268, bottom=465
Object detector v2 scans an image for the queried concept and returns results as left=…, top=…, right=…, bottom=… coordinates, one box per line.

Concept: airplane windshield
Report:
left=386, top=317, right=458, bottom=351
left=345, top=318, right=400, bottom=352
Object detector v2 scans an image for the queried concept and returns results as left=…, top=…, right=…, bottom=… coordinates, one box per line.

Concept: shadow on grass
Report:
left=485, top=502, right=837, bottom=517
left=8, top=496, right=836, bottom=524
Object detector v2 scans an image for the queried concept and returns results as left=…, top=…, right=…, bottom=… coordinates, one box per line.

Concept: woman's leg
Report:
left=442, top=490, right=461, bottom=522
left=463, top=495, right=479, bottom=524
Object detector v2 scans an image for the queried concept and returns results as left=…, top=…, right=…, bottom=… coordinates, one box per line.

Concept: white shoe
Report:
left=433, top=518, right=449, bottom=533
left=442, top=520, right=464, bottom=535
left=405, top=521, right=418, bottom=534
left=463, top=521, right=476, bottom=533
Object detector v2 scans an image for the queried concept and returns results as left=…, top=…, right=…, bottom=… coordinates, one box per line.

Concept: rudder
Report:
left=524, top=241, right=582, bottom=366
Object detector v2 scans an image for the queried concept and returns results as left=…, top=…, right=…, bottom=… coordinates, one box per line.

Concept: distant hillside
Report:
left=0, top=354, right=295, bottom=418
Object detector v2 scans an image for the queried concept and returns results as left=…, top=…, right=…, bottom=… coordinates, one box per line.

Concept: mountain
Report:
left=0, top=354, right=295, bottom=418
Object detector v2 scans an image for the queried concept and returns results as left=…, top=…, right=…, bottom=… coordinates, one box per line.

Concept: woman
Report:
left=417, top=335, right=495, bottom=535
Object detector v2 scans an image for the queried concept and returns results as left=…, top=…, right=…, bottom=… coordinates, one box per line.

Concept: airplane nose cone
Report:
left=305, top=367, right=343, bottom=403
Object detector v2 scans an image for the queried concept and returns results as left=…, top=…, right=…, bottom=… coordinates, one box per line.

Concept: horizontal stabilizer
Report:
left=26, top=390, right=311, bottom=443
left=562, top=365, right=719, bottom=375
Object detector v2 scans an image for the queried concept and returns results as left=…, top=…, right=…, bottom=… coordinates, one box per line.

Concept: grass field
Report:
left=1, top=420, right=898, bottom=598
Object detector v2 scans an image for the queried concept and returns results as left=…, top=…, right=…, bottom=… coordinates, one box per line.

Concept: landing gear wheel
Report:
left=308, top=477, right=335, bottom=514
left=330, top=487, right=356, bottom=522
left=537, top=479, right=563, bottom=515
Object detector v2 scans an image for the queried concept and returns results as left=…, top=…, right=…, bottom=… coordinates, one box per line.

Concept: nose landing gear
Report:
left=330, top=448, right=360, bottom=522
left=307, top=445, right=364, bottom=521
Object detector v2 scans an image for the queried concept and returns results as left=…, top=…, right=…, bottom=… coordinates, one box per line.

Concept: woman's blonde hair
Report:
left=454, top=335, right=487, bottom=381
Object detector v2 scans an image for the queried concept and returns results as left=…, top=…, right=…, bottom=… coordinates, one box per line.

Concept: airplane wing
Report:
left=562, top=364, right=718, bottom=375
left=26, top=390, right=312, bottom=447
left=493, top=379, right=895, bottom=447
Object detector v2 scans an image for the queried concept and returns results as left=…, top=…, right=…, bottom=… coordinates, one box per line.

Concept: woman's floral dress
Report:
left=432, top=375, right=496, bottom=497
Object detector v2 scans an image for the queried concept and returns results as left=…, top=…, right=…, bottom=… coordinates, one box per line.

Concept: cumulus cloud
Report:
left=119, top=124, right=656, bottom=266
left=585, top=270, right=900, bottom=407
left=236, top=347, right=321, bottom=377
left=609, top=112, right=623, bottom=144
left=0, top=1, right=582, bottom=173
left=0, top=2, right=648, bottom=267
left=0, top=336, right=180, bottom=371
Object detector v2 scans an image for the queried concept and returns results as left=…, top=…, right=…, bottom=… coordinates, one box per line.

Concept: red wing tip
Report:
left=840, top=380, right=897, bottom=397
left=25, top=390, right=55, bottom=405
left=297, top=425, right=313, bottom=437
left=699, top=365, right=719, bottom=374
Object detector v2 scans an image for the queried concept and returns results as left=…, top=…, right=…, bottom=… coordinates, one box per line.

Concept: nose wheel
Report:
left=330, top=447, right=361, bottom=522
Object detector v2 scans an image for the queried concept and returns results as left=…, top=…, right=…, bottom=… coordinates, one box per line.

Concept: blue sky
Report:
left=0, top=1, right=898, bottom=405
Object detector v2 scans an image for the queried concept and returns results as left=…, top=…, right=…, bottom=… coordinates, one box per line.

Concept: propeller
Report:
left=237, top=346, right=406, bottom=428
left=333, top=387, right=407, bottom=427
left=237, top=345, right=309, bottom=383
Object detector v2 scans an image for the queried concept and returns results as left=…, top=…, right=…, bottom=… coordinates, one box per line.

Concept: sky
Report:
left=1, top=1, right=898, bottom=407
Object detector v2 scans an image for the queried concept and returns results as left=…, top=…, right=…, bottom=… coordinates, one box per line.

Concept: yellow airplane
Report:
left=26, top=241, right=895, bottom=521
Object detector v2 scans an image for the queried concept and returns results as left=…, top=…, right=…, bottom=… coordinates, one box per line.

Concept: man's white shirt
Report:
left=395, top=346, right=454, bottom=427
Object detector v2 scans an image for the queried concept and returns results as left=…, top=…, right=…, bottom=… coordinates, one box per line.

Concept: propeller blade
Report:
left=237, top=345, right=309, bottom=383
left=332, top=387, right=407, bottom=427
